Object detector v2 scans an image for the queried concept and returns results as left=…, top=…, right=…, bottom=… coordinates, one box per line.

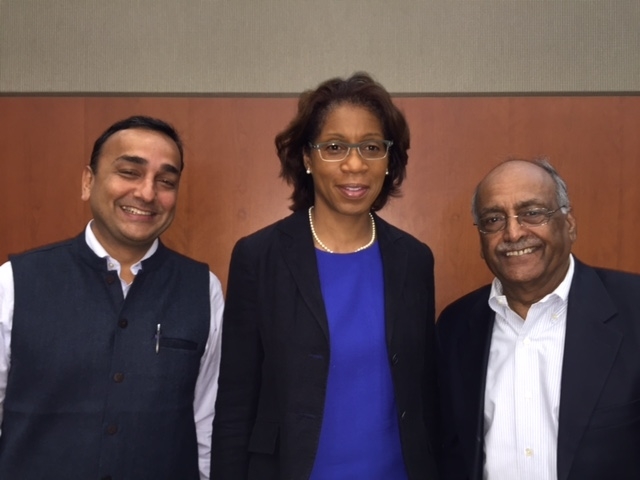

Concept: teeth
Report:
left=505, top=247, right=534, bottom=257
left=122, top=206, right=153, bottom=216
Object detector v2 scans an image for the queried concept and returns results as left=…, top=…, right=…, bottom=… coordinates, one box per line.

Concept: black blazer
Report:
left=211, top=210, right=440, bottom=480
left=437, top=258, right=640, bottom=480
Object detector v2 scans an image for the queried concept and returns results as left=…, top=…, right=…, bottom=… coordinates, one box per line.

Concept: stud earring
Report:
left=385, top=169, right=389, bottom=175
left=306, top=167, right=311, bottom=174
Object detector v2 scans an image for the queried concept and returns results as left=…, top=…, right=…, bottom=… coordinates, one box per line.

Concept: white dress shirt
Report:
left=484, top=255, right=574, bottom=480
left=0, top=223, right=224, bottom=480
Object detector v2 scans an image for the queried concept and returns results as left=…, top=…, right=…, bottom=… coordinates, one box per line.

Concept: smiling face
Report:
left=304, top=103, right=388, bottom=219
left=476, top=161, right=577, bottom=300
left=81, top=128, right=182, bottom=260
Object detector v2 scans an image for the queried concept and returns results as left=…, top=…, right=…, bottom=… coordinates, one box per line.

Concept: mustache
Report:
left=495, top=239, right=541, bottom=254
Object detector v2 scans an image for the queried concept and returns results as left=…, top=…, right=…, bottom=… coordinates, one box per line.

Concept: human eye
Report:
left=519, top=209, right=546, bottom=224
left=157, top=176, right=179, bottom=190
left=482, top=214, right=505, bottom=224
left=479, top=213, right=506, bottom=231
left=323, top=142, right=346, bottom=152
left=320, top=142, right=348, bottom=159
left=359, top=140, right=389, bottom=160
left=118, top=168, right=140, bottom=178
left=361, top=141, right=382, bottom=152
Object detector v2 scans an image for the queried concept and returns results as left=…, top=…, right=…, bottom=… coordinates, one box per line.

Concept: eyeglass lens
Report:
left=317, top=140, right=389, bottom=161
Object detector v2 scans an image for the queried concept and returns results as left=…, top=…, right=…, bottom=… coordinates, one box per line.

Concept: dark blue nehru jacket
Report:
left=0, top=233, right=210, bottom=480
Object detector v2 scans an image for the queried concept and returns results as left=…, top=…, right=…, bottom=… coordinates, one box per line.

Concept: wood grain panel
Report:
left=1, top=96, right=639, bottom=315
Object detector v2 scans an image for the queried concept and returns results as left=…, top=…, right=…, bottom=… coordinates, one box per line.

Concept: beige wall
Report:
left=1, top=0, right=639, bottom=94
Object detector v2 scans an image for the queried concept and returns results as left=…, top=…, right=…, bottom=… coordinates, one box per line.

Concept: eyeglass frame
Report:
left=475, top=206, right=569, bottom=234
left=308, top=140, right=393, bottom=162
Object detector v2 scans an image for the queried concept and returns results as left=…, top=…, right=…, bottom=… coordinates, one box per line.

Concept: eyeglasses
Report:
left=309, top=140, right=393, bottom=162
left=475, top=206, right=568, bottom=234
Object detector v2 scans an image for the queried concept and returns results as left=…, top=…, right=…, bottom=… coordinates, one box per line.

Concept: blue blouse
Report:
left=310, top=243, right=407, bottom=480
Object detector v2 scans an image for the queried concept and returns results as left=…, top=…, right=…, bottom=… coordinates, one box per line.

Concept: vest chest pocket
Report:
left=147, top=335, right=203, bottom=398
left=159, top=336, right=198, bottom=351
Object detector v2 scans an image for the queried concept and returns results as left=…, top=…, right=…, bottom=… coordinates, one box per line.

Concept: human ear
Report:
left=81, top=166, right=94, bottom=201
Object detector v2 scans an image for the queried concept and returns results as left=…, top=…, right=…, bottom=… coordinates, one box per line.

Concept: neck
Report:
left=90, top=225, right=150, bottom=279
left=499, top=256, right=572, bottom=320
left=503, top=296, right=534, bottom=320
left=308, top=206, right=376, bottom=254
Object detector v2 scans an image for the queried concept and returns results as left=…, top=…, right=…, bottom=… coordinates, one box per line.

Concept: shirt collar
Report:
left=84, top=221, right=158, bottom=275
left=489, top=254, right=575, bottom=311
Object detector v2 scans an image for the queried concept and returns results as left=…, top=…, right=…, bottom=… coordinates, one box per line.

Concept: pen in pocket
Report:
left=155, top=323, right=161, bottom=354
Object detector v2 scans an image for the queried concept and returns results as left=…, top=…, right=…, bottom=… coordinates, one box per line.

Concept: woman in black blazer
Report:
left=211, top=73, right=439, bottom=480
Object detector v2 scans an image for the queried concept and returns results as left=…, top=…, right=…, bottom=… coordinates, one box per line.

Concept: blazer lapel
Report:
left=277, top=211, right=330, bottom=341
left=556, top=260, right=622, bottom=480
left=457, top=294, right=495, bottom=480
left=376, top=216, right=407, bottom=345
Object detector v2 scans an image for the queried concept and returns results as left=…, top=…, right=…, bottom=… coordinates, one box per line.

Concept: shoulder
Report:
left=232, top=211, right=307, bottom=255
left=591, top=265, right=640, bottom=289
left=156, top=245, right=212, bottom=291
left=438, top=284, right=492, bottom=330
left=572, top=258, right=640, bottom=293
left=374, top=214, right=433, bottom=260
left=161, top=244, right=209, bottom=270
left=9, top=236, right=78, bottom=267
left=10, top=237, right=76, bottom=259
left=575, top=261, right=640, bottom=307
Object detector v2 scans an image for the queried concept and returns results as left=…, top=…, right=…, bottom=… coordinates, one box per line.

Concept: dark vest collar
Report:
left=72, top=232, right=169, bottom=274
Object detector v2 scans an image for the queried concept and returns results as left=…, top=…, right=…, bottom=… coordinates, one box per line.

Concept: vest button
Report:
left=118, top=319, right=128, bottom=328
left=391, top=353, right=399, bottom=365
left=113, top=372, right=125, bottom=383
left=105, top=274, right=116, bottom=285
left=106, top=424, right=118, bottom=435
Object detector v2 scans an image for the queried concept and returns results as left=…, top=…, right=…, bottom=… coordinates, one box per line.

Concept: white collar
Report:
left=489, top=254, right=575, bottom=307
left=84, top=220, right=158, bottom=274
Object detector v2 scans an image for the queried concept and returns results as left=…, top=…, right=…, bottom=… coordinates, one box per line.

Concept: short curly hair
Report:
left=275, top=72, right=410, bottom=212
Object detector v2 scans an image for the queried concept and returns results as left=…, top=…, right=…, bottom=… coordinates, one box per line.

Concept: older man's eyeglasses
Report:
left=475, top=206, right=568, bottom=234
left=309, top=140, right=393, bottom=162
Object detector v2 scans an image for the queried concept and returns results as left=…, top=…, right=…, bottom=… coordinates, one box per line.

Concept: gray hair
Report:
left=471, top=157, right=571, bottom=223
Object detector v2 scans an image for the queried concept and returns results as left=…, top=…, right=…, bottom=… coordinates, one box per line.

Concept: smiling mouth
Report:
left=505, top=247, right=535, bottom=257
left=121, top=206, right=154, bottom=216
left=339, top=185, right=369, bottom=196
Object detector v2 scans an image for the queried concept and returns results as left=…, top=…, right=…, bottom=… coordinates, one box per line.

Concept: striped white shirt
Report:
left=483, top=255, right=574, bottom=480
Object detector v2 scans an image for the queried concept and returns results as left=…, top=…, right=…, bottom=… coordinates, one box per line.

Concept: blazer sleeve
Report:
left=210, top=238, right=263, bottom=479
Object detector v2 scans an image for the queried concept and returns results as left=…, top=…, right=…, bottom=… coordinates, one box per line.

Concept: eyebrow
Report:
left=318, top=132, right=384, bottom=140
left=480, top=199, right=548, bottom=214
left=116, top=155, right=180, bottom=175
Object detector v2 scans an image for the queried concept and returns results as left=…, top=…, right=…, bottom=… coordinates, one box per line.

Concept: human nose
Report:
left=134, top=177, right=156, bottom=202
left=502, top=214, right=527, bottom=241
left=340, top=147, right=368, bottom=172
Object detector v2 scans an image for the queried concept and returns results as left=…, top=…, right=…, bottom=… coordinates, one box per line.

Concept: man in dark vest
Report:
left=0, top=116, right=223, bottom=479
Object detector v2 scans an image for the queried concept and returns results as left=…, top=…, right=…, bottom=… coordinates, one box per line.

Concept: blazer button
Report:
left=118, top=319, right=128, bottom=328
left=105, top=274, right=117, bottom=285
left=392, top=354, right=399, bottom=365
left=106, top=424, right=118, bottom=435
left=113, top=372, right=125, bottom=383
left=401, top=410, right=407, bottom=420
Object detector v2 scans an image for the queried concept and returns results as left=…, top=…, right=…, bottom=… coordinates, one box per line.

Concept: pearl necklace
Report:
left=308, top=206, right=376, bottom=254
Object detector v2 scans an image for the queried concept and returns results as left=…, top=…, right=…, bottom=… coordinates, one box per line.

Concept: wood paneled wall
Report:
left=1, top=96, right=639, bottom=314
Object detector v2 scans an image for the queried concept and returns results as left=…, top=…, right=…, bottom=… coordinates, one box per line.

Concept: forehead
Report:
left=318, top=103, right=383, bottom=135
left=99, top=128, right=181, bottom=169
left=477, top=161, right=556, bottom=210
